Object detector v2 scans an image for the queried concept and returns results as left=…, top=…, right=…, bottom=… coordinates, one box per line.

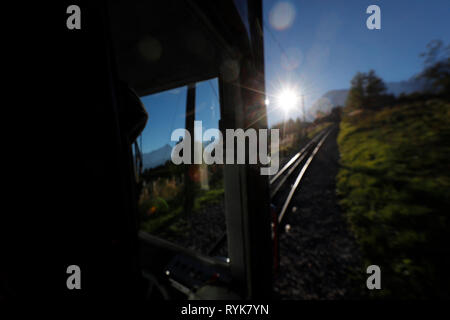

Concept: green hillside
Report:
left=337, top=98, right=450, bottom=298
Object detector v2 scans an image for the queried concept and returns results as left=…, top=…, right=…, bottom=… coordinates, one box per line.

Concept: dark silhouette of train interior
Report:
left=115, top=0, right=273, bottom=300
left=119, top=0, right=274, bottom=300
left=4, top=0, right=274, bottom=301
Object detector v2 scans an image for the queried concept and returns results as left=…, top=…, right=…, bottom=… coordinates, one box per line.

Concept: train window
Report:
left=135, top=78, right=227, bottom=258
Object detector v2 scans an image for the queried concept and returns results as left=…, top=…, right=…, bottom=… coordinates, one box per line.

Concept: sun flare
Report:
left=277, top=88, right=298, bottom=112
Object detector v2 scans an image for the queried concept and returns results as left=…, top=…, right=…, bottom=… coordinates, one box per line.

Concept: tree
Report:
left=365, top=70, right=387, bottom=108
left=346, top=70, right=387, bottom=109
left=346, top=72, right=366, bottom=109
left=365, top=70, right=386, bottom=97
left=419, top=40, right=450, bottom=96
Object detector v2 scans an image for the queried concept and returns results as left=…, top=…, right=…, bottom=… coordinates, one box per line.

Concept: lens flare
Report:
left=277, top=88, right=298, bottom=112
left=269, top=2, right=296, bottom=31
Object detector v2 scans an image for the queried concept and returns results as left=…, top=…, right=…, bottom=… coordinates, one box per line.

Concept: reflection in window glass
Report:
left=136, top=78, right=227, bottom=258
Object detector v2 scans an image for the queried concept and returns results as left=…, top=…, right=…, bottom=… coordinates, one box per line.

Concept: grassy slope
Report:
left=337, top=98, right=450, bottom=298
left=141, top=188, right=224, bottom=234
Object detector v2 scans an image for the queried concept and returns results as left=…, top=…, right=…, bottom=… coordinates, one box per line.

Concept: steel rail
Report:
left=269, top=129, right=327, bottom=186
left=208, top=126, right=333, bottom=256
left=277, top=127, right=334, bottom=224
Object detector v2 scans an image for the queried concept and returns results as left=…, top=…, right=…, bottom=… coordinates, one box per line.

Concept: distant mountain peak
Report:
left=142, top=144, right=172, bottom=169
left=308, top=77, right=431, bottom=119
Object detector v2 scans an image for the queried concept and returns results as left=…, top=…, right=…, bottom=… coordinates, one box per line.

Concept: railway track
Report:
left=268, top=125, right=335, bottom=274
left=208, top=125, right=335, bottom=256
left=270, top=126, right=335, bottom=224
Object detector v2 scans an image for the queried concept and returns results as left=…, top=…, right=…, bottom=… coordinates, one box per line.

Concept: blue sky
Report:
left=139, top=0, right=450, bottom=153
left=264, top=0, right=450, bottom=124
left=139, top=79, right=220, bottom=153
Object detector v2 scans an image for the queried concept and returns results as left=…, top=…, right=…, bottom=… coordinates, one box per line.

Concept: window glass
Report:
left=136, top=78, right=227, bottom=258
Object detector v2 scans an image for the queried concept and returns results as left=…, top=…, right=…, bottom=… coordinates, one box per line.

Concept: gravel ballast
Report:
left=273, top=128, right=363, bottom=299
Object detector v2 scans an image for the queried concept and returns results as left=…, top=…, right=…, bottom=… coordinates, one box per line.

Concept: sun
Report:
left=277, top=88, right=298, bottom=112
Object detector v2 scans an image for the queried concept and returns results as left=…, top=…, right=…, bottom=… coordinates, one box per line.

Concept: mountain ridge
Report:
left=308, top=77, right=431, bottom=119
left=142, top=144, right=172, bottom=169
